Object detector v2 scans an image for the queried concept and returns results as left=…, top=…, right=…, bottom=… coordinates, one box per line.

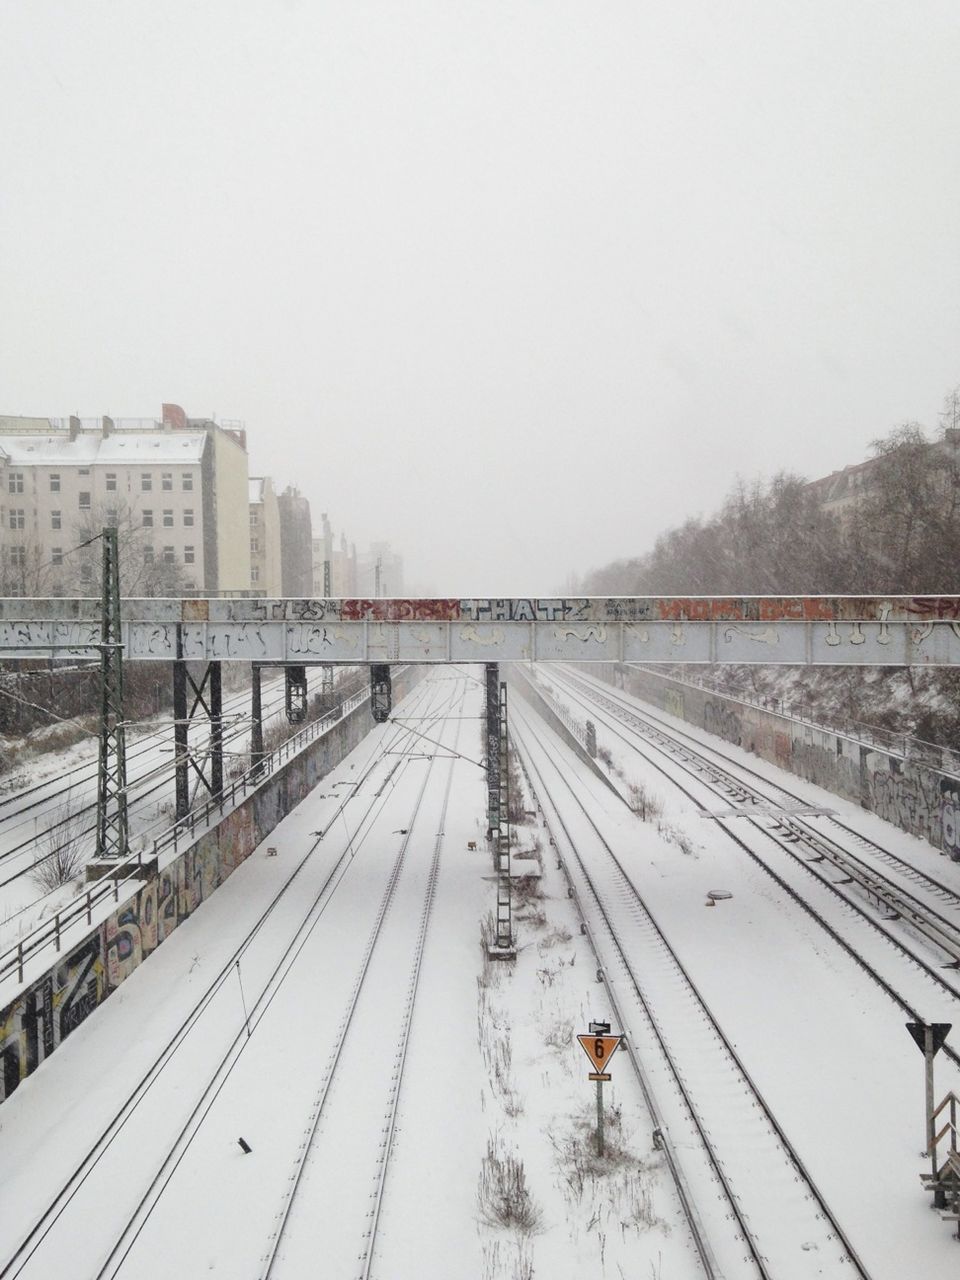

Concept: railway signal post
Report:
left=906, top=1020, right=951, bottom=1178
left=578, top=1022, right=623, bottom=1156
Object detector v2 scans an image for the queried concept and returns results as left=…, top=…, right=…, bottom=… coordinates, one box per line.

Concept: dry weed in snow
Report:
left=477, top=1132, right=543, bottom=1236
left=481, top=1236, right=535, bottom=1280
left=547, top=1104, right=667, bottom=1242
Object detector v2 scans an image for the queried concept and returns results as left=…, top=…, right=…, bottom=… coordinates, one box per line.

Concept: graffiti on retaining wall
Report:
left=703, top=700, right=742, bottom=747
left=0, top=932, right=106, bottom=1102
left=869, top=763, right=942, bottom=848
left=789, top=737, right=861, bottom=803
left=941, top=782, right=960, bottom=860
left=664, top=688, right=684, bottom=719
left=0, top=664, right=424, bottom=1106
left=604, top=663, right=960, bottom=859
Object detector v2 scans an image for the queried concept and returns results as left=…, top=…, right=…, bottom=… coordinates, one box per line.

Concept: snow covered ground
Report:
left=1, top=663, right=959, bottom=1277
left=0, top=671, right=299, bottom=950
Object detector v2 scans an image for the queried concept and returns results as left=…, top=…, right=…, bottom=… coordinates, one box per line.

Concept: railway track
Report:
left=260, top=683, right=467, bottom=1279
left=512, top=702, right=873, bottom=1280
left=0, top=674, right=457, bottom=1280
left=530, top=666, right=960, bottom=1064
left=558, top=665, right=960, bottom=925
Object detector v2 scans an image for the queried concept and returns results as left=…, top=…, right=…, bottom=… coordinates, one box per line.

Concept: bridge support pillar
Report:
left=251, top=662, right=265, bottom=775
left=173, top=630, right=224, bottom=820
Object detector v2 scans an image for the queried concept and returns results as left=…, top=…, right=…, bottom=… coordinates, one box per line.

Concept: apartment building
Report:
left=805, top=427, right=960, bottom=521
left=248, top=476, right=283, bottom=596
left=0, top=404, right=251, bottom=596
left=277, top=485, right=313, bottom=596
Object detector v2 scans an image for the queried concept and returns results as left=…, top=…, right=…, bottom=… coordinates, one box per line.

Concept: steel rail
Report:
left=510, top=739, right=721, bottom=1280
left=0, top=679, right=384, bottom=992
left=537, top=665, right=960, bottom=1072
left=258, top=682, right=466, bottom=1279
left=0, top=678, right=446, bottom=1280
left=90, top=677, right=461, bottom=1280
left=357, top=694, right=466, bottom=1279
left=561, top=665, right=960, bottom=913
left=513, top=705, right=874, bottom=1280
left=548, top=666, right=960, bottom=970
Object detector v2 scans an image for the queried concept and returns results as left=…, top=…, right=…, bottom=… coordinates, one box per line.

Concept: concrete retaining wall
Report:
left=596, top=664, right=960, bottom=860
left=508, top=669, right=620, bottom=800
left=0, top=666, right=425, bottom=1103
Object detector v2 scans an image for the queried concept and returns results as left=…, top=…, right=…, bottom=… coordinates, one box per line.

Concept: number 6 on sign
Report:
left=577, top=1033, right=622, bottom=1074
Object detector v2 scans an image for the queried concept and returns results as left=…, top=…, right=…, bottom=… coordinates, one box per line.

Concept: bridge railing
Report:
left=0, top=685, right=372, bottom=996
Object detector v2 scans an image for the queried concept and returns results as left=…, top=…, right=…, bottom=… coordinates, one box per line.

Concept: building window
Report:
left=182, top=473, right=193, bottom=491
left=9, top=510, right=24, bottom=530
left=251, top=566, right=260, bottom=584
left=183, top=508, right=194, bottom=527
left=162, top=509, right=173, bottom=527
left=162, top=472, right=173, bottom=491
left=51, top=547, right=63, bottom=565
left=184, top=545, right=195, bottom=564
left=249, top=511, right=258, bottom=525
left=78, top=469, right=90, bottom=477
left=49, top=473, right=60, bottom=492
left=105, top=506, right=118, bottom=524
left=250, top=539, right=259, bottom=553
left=9, top=546, right=26, bottom=568
left=80, top=563, right=93, bottom=585
left=105, top=473, right=117, bottom=491
left=51, top=510, right=61, bottom=530
left=8, top=473, right=23, bottom=494
left=163, top=545, right=175, bottom=564
left=143, top=545, right=154, bottom=564
left=79, top=491, right=91, bottom=510
left=141, top=473, right=152, bottom=491
left=142, top=510, right=153, bottom=528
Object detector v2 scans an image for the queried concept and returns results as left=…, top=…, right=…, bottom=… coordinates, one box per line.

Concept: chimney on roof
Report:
left=69, top=415, right=81, bottom=441
left=102, top=415, right=114, bottom=439
left=162, top=403, right=188, bottom=431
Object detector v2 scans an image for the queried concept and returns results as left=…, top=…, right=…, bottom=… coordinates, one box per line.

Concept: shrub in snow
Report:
left=477, top=1133, right=543, bottom=1234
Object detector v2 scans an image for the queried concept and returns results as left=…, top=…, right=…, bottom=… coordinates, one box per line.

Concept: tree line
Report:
left=579, top=387, right=960, bottom=598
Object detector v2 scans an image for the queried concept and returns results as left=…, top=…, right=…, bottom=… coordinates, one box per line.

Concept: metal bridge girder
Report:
left=2, top=596, right=959, bottom=666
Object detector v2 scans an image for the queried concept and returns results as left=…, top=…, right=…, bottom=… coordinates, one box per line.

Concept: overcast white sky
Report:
left=2, top=1, right=959, bottom=595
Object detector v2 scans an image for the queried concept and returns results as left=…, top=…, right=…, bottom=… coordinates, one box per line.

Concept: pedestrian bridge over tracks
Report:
left=2, top=595, right=960, bottom=666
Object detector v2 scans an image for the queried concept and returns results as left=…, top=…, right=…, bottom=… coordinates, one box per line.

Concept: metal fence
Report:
left=655, top=668, right=960, bottom=778
left=0, top=686, right=370, bottom=992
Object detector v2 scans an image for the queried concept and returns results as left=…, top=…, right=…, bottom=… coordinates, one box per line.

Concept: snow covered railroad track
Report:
left=513, top=704, right=873, bottom=1280
left=555, top=667, right=960, bottom=927
left=259, top=682, right=468, bottom=1280
left=0, top=675, right=295, bottom=931
left=0, top=675, right=457, bottom=1280
left=540, top=668, right=960, bottom=1044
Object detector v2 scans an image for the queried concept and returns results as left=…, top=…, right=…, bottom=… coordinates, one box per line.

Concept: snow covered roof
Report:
left=0, top=431, right=207, bottom=467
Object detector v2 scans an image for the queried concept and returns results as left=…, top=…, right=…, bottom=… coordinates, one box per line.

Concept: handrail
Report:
left=623, top=664, right=960, bottom=778
left=0, top=680, right=381, bottom=996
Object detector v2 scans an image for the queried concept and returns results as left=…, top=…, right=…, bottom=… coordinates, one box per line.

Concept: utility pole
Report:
left=322, top=555, right=334, bottom=701
left=375, top=556, right=382, bottom=598
left=96, top=527, right=128, bottom=861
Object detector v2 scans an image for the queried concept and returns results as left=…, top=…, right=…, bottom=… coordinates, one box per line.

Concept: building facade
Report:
left=0, top=405, right=251, bottom=596
left=277, top=485, right=313, bottom=596
left=248, top=476, right=283, bottom=596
